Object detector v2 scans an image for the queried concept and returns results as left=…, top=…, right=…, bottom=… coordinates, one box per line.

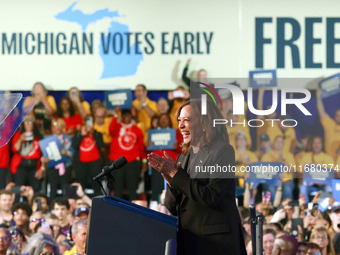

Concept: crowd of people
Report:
left=0, top=63, right=339, bottom=254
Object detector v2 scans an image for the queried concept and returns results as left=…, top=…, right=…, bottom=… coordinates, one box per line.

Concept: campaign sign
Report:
left=318, top=197, right=331, bottom=212
left=249, top=70, right=277, bottom=88
left=245, top=161, right=283, bottom=187
left=303, top=167, right=334, bottom=185
left=147, top=128, right=176, bottom=151
left=319, top=73, right=340, bottom=99
left=105, top=89, right=133, bottom=110
left=332, top=179, right=340, bottom=202
left=39, top=135, right=66, bottom=168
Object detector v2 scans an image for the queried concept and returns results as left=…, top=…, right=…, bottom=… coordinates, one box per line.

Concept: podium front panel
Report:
left=87, top=196, right=177, bottom=255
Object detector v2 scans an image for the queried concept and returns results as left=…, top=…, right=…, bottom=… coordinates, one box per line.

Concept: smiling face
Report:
left=178, top=105, right=191, bottom=145
left=312, top=137, right=323, bottom=154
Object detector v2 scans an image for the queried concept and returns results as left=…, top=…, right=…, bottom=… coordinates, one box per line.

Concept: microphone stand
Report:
left=249, top=205, right=264, bottom=255
left=94, top=166, right=115, bottom=198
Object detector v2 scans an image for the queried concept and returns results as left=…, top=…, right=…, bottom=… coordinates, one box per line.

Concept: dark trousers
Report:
left=151, top=168, right=164, bottom=201
left=0, top=168, right=9, bottom=190
left=47, top=166, right=72, bottom=201
left=112, top=160, right=141, bottom=201
left=15, top=159, right=40, bottom=192
left=75, top=160, right=102, bottom=196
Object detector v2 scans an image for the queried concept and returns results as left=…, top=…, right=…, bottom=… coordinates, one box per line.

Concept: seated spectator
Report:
left=256, top=87, right=296, bottom=154
left=295, top=134, right=311, bottom=166
left=310, top=227, right=335, bottom=255
left=30, top=82, right=57, bottom=116
left=257, top=133, right=272, bottom=159
left=8, top=226, right=26, bottom=254
left=329, top=204, right=340, bottom=237
left=29, top=211, right=45, bottom=234
left=45, top=214, right=60, bottom=239
left=67, top=87, right=91, bottom=120
left=74, top=207, right=89, bottom=221
left=0, top=143, right=10, bottom=190
left=52, top=198, right=70, bottom=237
left=304, top=242, right=322, bottom=255
left=109, top=109, right=147, bottom=201
left=262, top=135, right=295, bottom=200
left=296, top=241, right=307, bottom=255
left=0, top=228, right=12, bottom=255
left=226, top=110, right=252, bottom=149
left=263, top=228, right=276, bottom=255
left=272, top=235, right=298, bottom=255
left=55, top=97, right=83, bottom=137
left=234, top=132, right=258, bottom=190
left=46, top=118, right=74, bottom=201
left=11, top=202, right=32, bottom=237
left=0, top=190, right=14, bottom=228
left=316, top=88, right=340, bottom=161
left=72, top=120, right=104, bottom=196
left=132, top=84, right=158, bottom=130
left=63, top=220, right=87, bottom=255
left=23, top=233, right=59, bottom=255
left=300, top=136, right=334, bottom=202
left=11, top=116, right=43, bottom=192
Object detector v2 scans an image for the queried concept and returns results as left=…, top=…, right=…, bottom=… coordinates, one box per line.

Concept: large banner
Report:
left=0, top=0, right=339, bottom=90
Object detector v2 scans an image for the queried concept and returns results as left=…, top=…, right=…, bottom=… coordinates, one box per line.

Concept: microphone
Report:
left=93, top=156, right=127, bottom=181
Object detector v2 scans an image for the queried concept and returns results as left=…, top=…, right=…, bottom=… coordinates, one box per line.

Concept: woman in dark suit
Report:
left=148, top=99, right=247, bottom=255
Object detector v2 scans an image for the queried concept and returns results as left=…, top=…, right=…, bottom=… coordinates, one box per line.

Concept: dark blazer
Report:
left=165, top=139, right=246, bottom=255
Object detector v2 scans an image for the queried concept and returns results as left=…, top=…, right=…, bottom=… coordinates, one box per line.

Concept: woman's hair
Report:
left=68, top=87, right=85, bottom=102
left=305, top=242, right=322, bottom=253
left=176, top=99, right=229, bottom=155
left=150, top=115, right=159, bottom=129
left=56, top=97, right=75, bottom=117
left=20, top=116, right=43, bottom=140
left=23, top=233, right=59, bottom=255
left=310, top=227, right=335, bottom=255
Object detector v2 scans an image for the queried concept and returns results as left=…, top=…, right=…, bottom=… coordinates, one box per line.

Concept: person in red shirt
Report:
left=72, top=119, right=104, bottom=196
left=11, top=116, right=43, bottom=192
left=56, top=97, right=83, bottom=137
left=0, top=143, right=10, bottom=189
left=109, top=109, right=147, bottom=201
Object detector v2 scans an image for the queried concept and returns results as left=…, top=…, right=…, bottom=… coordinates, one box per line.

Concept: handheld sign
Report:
left=249, top=70, right=277, bottom=88
left=245, top=161, right=283, bottom=188
left=303, top=166, right=334, bottom=186
left=147, top=128, right=176, bottom=151
left=332, top=179, right=340, bottom=202
left=105, top=89, right=133, bottom=109
left=319, top=73, right=340, bottom=99
left=39, top=135, right=66, bottom=168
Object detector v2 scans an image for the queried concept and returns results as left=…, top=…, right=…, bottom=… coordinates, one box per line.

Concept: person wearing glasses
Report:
left=0, top=228, right=12, bottom=255
left=8, top=226, right=26, bottom=254
left=310, top=227, right=335, bottom=255
left=11, top=202, right=32, bottom=238
left=29, top=211, right=45, bottom=234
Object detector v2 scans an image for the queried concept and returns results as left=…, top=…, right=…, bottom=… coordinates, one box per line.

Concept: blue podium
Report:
left=86, top=196, right=177, bottom=255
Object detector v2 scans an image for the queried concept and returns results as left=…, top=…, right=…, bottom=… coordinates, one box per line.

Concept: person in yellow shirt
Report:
left=132, top=84, right=158, bottom=130
left=68, top=87, right=91, bottom=120
left=31, top=81, right=57, bottom=116
left=295, top=134, right=311, bottom=167
left=93, top=106, right=113, bottom=165
left=256, top=87, right=297, bottom=154
left=63, top=220, right=87, bottom=255
left=226, top=110, right=252, bottom=150
left=168, top=86, right=189, bottom=129
left=300, top=136, right=335, bottom=203
left=316, top=88, right=340, bottom=161
left=261, top=135, right=295, bottom=200
left=234, top=132, right=258, bottom=191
